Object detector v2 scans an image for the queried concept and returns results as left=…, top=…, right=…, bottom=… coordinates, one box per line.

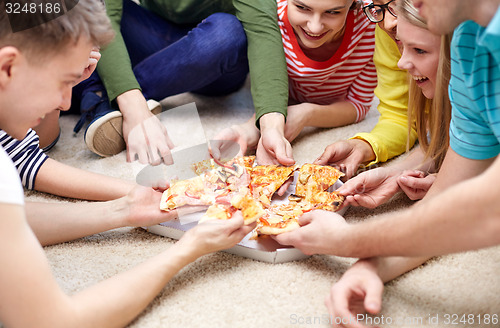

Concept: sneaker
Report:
left=83, top=97, right=162, bottom=157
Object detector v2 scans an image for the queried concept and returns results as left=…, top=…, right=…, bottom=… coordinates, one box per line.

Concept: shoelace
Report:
left=73, top=92, right=107, bottom=134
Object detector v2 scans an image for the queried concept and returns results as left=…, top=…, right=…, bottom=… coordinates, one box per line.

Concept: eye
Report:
left=414, top=48, right=427, bottom=55
left=325, top=10, right=341, bottom=15
left=295, top=4, right=309, bottom=11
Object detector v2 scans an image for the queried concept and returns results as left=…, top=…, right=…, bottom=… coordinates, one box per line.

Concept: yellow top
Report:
left=351, top=25, right=417, bottom=165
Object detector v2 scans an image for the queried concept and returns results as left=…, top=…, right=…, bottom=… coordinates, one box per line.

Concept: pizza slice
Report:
left=230, top=187, right=265, bottom=224
left=256, top=203, right=313, bottom=235
left=198, top=188, right=265, bottom=225
left=198, top=204, right=236, bottom=223
left=197, top=155, right=254, bottom=193
left=249, top=164, right=297, bottom=206
left=160, top=174, right=228, bottom=211
left=295, top=163, right=344, bottom=197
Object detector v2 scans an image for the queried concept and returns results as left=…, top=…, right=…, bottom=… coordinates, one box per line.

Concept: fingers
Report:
left=274, top=141, right=295, bottom=166
left=363, top=279, right=383, bottom=315
left=297, top=211, right=314, bottom=226
left=276, top=177, right=293, bottom=196
left=351, top=194, right=378, bottom=209
left=325, top=288, right=367, bottom=328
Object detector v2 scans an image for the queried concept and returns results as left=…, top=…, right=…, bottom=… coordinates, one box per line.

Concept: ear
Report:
left=0, top=46, right=21, bottom=87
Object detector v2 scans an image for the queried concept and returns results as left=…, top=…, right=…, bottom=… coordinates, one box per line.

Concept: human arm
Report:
left=25, top=185, right=176, bottom=246
left=35, top=158, right=134, bottom=201
left=233, top=0, right=294, bottom=165
left=0, top=202, right=252, bottom=327
left=319, top=26, right=416, bottom=175
left=337, top=145, right=433, bottom=208
left=233, top=0, right=288, bottom=123
left=278, top=148, right=498, bottom=258
left=284, top=101, right=358, bottom=142
left=96, top=0, right=174, bottom=164
left=325, top=256, right=431, bottom=328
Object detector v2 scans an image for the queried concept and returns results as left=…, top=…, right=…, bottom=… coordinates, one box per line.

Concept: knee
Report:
left=203, top=13, right=247, bottom=52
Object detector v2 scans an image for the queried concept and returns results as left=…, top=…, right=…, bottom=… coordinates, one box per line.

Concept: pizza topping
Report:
left=161, top=159, right=345, bottom=236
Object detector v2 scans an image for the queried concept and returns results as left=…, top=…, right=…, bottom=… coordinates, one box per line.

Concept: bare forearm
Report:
left=36, top=159, right=134, bottom=201
left=306, top=101, right=357, bottom=128
left=364, top=256, right=432, bottom=283
left=25, top=199, right=127, bottom=246
left=388, top=145, right=434, bottom=173
left=259, top=112, right=285, bottom=134
left=346, top=168, right=500, bottom=257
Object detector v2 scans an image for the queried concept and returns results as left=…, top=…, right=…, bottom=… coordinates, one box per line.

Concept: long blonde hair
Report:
left=399, top=0, right=452, bottom=170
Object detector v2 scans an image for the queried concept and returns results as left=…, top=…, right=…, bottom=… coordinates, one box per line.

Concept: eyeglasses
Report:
left=363, top=0, right=398, bottom=23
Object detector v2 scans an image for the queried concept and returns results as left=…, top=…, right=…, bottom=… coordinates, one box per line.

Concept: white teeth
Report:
left=305, top=30, right=323, bottom=37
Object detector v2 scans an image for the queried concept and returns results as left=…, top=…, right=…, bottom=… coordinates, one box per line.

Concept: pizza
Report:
left=160, top=158, right=344, bottom=236
left=159, top=175, right=220, bottom=211
left=199, top=188, right=265, bottom=225
left=295, top=163, right=344, bottom=197
left=249, top=164, right=297, bottom=206
left=256, top=203, right=313, bottom=235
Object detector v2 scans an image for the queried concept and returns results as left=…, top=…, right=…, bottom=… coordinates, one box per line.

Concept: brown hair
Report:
left=0, top=0, right=114, bottom=63
left=399, top=0, right=452, bottom=170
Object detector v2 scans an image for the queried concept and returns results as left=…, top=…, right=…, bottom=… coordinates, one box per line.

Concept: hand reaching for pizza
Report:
left=397, top=170, right=436, bottom=200
left=273, top=210, right=349, bottom=255
left=337, top=167, right=401, bottom=209
left=257, top=128, right=295, bottom=166
left=314, top=139, right=376, bottom=179
left=123, top=186, right=180, bottom=227
left=179, top=212, right=256, bottom=257
left=210, top=121, right=260, bottom=160
left=325, top=259, right=383, bottom=328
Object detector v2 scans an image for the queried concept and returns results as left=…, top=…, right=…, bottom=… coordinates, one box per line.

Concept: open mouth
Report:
left=412, top=75, right=429, bottom=85
left=300, top=26, right=328, bottom=41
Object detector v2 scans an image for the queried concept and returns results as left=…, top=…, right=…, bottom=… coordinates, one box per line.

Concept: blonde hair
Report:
left=0, top=0, right=114, bottom=63
left=399, top=0, right=452, bottom=170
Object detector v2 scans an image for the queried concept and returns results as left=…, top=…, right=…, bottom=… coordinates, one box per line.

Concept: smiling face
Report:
left=397, top=18, right=441, bottom=99
left=287, top=0, right=353, bottom=50
left=0, top=37, right=92, bottom=139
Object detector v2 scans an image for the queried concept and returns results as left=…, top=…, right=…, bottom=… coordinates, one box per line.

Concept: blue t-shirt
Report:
left=448, top=6, right=500, bottom=160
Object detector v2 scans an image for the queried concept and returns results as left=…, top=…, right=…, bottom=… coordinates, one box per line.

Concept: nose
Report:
left=307, top=14, right=324, bottom=33
left=382, top=13, right=397, bottom=33
left=397, top=50, right=412, bottom=71
left=58, top=86, right=72, bottom=111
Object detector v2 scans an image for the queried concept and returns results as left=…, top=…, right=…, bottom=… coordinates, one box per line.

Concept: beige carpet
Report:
left=26, top=79, right=500, bottom=327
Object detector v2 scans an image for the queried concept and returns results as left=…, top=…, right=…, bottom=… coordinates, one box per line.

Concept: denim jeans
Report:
left=72, top=0, right=249, bottom=112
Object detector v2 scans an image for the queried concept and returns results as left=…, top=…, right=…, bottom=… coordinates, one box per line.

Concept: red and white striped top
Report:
left=278, top=0, right=377, bottom=122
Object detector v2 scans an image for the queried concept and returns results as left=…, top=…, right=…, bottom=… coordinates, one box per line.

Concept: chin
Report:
left=423, top=90, right=435, bottom=100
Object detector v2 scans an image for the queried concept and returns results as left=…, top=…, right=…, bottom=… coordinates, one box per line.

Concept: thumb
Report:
left=275, top=143, right=295, bottom=166
left=298, top=211, right=314, bottom=226
left=314, top=150, right=332, bottom=165
left=363, top=280, right=383, bottom=315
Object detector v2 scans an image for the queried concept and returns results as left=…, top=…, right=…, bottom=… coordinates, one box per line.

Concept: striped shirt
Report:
left=448, top=7, right=500, bottom=160
left=277, top=0, right=377, bottom=122
left=0, top=129, right=48, bottom=190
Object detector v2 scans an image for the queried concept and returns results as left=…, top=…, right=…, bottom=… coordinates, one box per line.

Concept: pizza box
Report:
left=143, top=173, right=346, bottom=264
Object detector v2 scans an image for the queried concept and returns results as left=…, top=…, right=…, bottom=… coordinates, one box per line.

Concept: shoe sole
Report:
left=85, top=99, right=162, bottom=157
